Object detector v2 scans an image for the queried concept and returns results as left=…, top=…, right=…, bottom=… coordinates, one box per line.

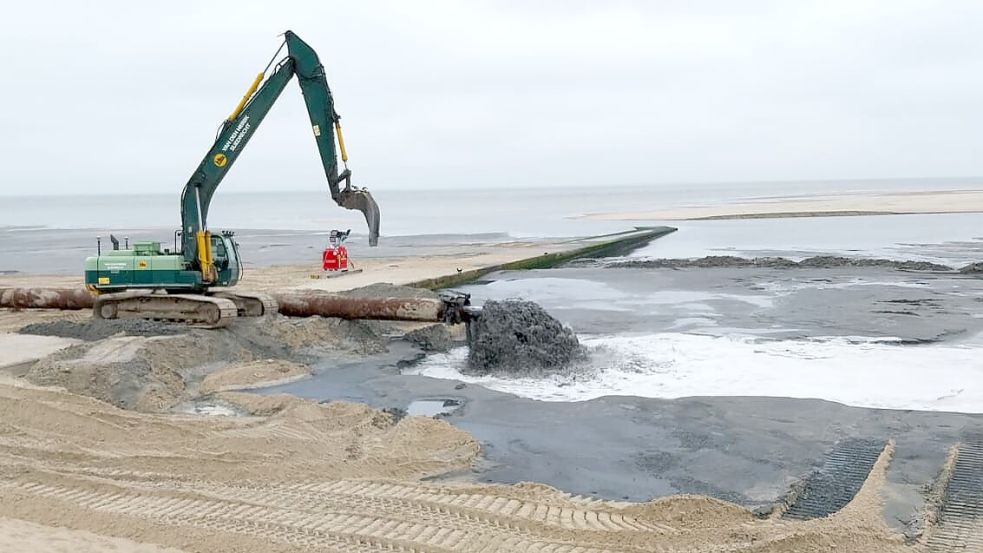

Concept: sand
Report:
left=0, top=373, right=917, bottom=552
left=17, top=315, right=387, bottom=412
left=199, top=359, right=313, bottom=394
left=0, top=517, right=186, bottom=553
left=241, top=244, right=606, bottom=293
left=575, top=187, right=983, bottom=221
left=0, top=333, right=79, bottom=369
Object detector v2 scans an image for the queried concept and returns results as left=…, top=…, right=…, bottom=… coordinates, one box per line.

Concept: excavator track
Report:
left=210, top=291, right=278, bottom=318
left=781, top=438, right=886, bottom=520
left=92, top=291, right=238, bottom=329
left=926, top=433, right=983, bottom=552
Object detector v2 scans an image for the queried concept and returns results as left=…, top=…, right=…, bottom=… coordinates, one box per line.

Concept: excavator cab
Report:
left=212, top=232, right=241, bottom=287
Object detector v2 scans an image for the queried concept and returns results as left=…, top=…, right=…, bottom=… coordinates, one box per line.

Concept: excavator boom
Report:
left=180, top=30, right=380, bottom=268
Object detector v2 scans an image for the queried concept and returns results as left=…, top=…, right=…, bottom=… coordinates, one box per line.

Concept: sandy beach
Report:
left=574, top=188, right=983, bottom=221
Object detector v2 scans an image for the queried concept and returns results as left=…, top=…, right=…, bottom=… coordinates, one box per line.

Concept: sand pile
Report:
left=26, top=333, right=248, bottom=411
left=337, top=282, right=439, bottom=299
left=199, top=359, right=312, bottom=394
left=21, top=316, right=387, bottom=411
left=466, top=299, right=585, bottom=375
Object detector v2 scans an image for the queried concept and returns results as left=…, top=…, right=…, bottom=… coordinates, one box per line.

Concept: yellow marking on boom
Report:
left=334, top=121, right=349, bottom=163
left=227, top=72, right=264, bottom=122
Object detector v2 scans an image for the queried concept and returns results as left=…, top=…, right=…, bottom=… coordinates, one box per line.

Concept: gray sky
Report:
left=3, top=0, right=983, bottom=195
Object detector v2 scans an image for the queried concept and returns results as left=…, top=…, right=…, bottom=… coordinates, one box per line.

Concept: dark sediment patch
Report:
left=608, top=255, right=955, bottom=272
left=19, top=319, right=186, bottom=341
left=465, top=299, right=585, bottom=376
left=404, top=324, right=452, bottom=352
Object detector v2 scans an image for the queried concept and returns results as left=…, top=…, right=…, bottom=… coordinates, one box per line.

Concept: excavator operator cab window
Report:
left=211, top=235, right=229, bottom=269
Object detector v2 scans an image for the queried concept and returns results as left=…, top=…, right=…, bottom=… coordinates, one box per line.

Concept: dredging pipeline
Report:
left=274, top=292, right=444, bottom=322
left=1, top=288, right=478, bottom=324
left=0, top=288, right=95, bottom=310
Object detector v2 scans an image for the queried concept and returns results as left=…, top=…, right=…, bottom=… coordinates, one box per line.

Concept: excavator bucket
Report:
left=337, top=188, right=381, bottom=246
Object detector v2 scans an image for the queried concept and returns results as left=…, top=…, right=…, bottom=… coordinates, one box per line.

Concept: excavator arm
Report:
left=180, top=30, right=380, bottom=275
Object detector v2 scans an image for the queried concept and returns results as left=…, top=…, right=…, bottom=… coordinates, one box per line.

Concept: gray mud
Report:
left=404, top=324, right=452, bottom=352
left=466, top=299, right=585, bottom=375
left=19, top=319, right=186, bottom=341
left=608, top=255, right=959, bottom=271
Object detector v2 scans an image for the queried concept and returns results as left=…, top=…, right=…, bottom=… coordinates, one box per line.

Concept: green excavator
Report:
left=83, top=31, right=381, bottom=327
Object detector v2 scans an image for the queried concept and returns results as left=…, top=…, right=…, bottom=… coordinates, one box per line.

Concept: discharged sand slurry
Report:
left=467, top=299, right=585, bottom=375
left=0, top=375, right=922, bottom=553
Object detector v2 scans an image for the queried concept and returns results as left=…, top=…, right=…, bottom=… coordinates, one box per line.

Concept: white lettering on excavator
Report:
left=221, top=115, right=251, bottom=153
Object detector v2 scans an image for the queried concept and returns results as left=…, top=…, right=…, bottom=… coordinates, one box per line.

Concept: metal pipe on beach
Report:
left=1, top=287, right=479, bottom=325
left=272, top=292, right=444, bottom=322
left=0, top=288, right=95, bottom=310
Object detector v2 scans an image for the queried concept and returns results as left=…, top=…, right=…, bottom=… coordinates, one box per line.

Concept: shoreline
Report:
left=573, top=188, right=983, bottom=221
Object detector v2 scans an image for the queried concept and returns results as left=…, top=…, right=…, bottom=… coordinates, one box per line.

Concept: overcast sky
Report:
left=2, top=0, right=983, bottom=196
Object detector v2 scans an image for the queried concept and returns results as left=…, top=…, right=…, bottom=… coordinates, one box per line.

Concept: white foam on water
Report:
left=481, top=277, right=774, bottom=312
left=753, top=277, right=933, bottom=295
left=408, top=333, right=983, bottom=413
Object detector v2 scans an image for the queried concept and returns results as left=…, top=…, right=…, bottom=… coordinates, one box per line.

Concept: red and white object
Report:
left=322, top=229, right=352, bottom=271
left=322, top=244, right=349, bottom=271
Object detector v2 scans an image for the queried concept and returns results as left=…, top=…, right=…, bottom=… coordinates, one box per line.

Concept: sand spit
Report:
left=0, top=374, right=918, bottom=553
left=574, top=187, right=983, bottom=221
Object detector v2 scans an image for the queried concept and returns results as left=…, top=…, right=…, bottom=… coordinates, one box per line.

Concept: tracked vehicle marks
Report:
left=782, top=438, right=886, bottom=521
left=2, top=470, right=673, bottom=553
left=926, top=434, right=983, bottom=552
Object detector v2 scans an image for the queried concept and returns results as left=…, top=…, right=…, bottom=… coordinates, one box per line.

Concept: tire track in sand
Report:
left=2, top=469, right=671, bottom=553
left=925, top=434, right=983, bottom=552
